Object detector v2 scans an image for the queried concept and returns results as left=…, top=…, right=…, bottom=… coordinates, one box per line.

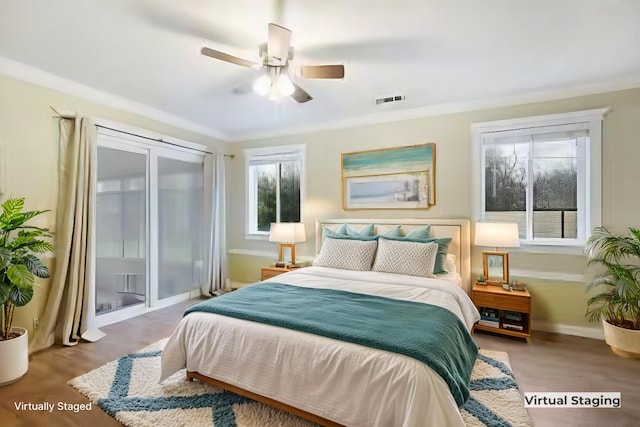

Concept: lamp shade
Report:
left=269, top=222, right=306, bottom=243
left=474, top=222, right=520, bottom=248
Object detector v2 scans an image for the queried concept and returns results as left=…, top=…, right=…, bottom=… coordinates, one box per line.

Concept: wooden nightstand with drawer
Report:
left=261, top=265, right=301, bottom=281
left=471, top=283, right=531, bottom=342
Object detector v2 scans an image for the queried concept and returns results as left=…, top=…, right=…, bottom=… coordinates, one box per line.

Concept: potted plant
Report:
left=477, top=274, right=487, bottom=285
left=585, top=226, right=640, bottom=358
left=0, top=198, right=53, bottom=385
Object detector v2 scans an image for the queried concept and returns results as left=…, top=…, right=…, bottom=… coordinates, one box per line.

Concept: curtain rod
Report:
left=49, top=105, right=236, bottom=159
left=50, top=107, right=235, bottom=158
left=96, top=124, right=235, bottom=158
left=50, top=106, right=76, bottom=119
left=96, top=124, right=223, bottom=156
left=98, top=123, right=236, bottom=158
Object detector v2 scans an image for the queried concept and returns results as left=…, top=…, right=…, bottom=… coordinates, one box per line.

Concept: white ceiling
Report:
left=1, top=0, right=639, bottom=141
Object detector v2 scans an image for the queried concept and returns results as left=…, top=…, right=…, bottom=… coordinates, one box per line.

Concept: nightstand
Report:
left=261, top=265, right=298, bottom=281
left=471, top=283, right=531, bottom=343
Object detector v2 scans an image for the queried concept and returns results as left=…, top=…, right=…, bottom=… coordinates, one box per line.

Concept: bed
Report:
left=160, top=219, right=480, bottom=427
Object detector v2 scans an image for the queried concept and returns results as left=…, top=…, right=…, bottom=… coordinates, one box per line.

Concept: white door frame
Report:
left=91, top=130, right=208, bottom=329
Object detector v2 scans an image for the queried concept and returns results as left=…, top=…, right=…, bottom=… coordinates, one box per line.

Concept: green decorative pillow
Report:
left=404, top=225, right=431, bottom=240
left=422, top=237, right=451, bottom=274
left=323, top=225, right=377, bottom=241
left=322, top=225, right=348, bottom=239
left=377, top=225, right=404, bottom=238
left=345, top=224, right=375, bottom=237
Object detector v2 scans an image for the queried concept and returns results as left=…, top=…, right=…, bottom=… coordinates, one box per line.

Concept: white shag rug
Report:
left=69, top=339, right=532, bottom=427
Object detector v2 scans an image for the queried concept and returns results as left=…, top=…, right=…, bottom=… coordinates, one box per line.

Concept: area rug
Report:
left=68, top=339, right=532, bottom=427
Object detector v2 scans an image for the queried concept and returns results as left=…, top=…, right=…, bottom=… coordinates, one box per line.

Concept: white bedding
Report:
left=160, top=266, right=480, bottom=427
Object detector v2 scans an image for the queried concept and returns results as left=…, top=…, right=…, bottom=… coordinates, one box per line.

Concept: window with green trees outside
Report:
left=245, top=144, right=305, bottom=235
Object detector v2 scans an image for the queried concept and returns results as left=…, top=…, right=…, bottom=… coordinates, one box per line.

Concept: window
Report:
left=472, top=109, right=608, bottom=246
left=245, top=144, right=306, bottom=236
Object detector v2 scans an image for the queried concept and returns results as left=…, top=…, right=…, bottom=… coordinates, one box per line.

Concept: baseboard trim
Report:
left=533, top=320, right=604, bottom=340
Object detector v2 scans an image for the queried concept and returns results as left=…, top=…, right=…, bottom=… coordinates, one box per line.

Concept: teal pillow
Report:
left=322, top=225, right=347, bottom=239
left=375, top=225, right=403, bottom=238
left=323, top=225, right=377, bottom=241
left=333, top=234, right=378, bottom=241
left=421, top=237, right=451, bottom=274
left=382, top=235, right=451, bottom=274
left=345, top=224, right=375, bottom=237
left=404, top=225, right=431, bottom=240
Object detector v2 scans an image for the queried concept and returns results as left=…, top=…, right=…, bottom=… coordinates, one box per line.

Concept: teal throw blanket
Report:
left=185, top=282, right=478, bottom=406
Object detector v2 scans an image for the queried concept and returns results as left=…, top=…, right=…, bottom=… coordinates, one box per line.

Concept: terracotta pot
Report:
left=0, top=327, right=28, bottom=386
left=602, top=319, right=640, bottom=358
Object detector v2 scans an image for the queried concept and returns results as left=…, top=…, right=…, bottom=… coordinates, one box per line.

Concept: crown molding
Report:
left=3, top=55, right=639, bottom=144
left=0, top=56, right=230, bottom=141
left=234, top=77, right=640, bottom=142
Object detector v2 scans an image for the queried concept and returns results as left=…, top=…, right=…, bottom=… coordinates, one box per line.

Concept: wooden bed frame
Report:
left=185, top=218, right=471, bottom=426
left=187, top=371, right=344, bottom=426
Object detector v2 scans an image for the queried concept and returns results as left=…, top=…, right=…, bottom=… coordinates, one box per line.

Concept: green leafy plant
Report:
left=585, top=226, right=640, bottom=330
left=477, top=274, right=486, bottom=283
left=0, top=198, right=54, bottom=341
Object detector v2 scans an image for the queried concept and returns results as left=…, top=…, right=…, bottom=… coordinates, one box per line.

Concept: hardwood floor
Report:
left=1, top=300, right=638, bottom=427
left=0, top=300, right=194, bottom=427
left=474, top=330, right=640, bottom=427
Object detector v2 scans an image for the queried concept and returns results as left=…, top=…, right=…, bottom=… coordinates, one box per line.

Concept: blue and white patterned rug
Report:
left=68, top=339, right=532, bottom=427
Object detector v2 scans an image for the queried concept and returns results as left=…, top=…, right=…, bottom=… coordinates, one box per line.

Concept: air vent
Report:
left=376, top=95, right=405, bottom=105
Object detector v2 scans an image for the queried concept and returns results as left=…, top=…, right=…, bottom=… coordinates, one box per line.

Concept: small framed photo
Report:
left=483, top=251, right=509, bottom=285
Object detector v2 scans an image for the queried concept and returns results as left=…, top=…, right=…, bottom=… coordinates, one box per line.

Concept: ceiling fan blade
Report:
left=201, top=47, right=259, bottom=68
left=291, top=83, right=313, bottom=103
left=300, top=65, right=344, bottom=79
left=268, top=23, right=292, bottom=65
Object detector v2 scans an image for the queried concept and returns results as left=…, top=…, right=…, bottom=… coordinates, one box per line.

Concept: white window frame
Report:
left=471, top=108, right=609, bottom=250
left=244, top=144, right=306, bottom=238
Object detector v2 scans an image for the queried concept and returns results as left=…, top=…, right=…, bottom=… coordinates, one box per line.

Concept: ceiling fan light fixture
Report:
left=267, top=85, right=284, bottom=101
left=202, top=22, right=345, bottom=104
left=253, top=74, right=271, bottom=96
left=276, top=73, right=295, bottom=97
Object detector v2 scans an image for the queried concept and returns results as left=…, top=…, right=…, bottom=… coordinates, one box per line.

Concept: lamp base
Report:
left=277, top=243, right=296, bottom=266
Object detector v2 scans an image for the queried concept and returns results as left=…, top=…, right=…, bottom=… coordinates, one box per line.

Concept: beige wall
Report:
left=4, top=70, right=638, bottom=341
left=227, top=87, right=640, bottom=337
left=0, top=74, right=230, bottom=343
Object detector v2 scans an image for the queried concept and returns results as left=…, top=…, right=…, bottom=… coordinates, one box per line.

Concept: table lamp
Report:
left=269, top=222, right=306, bottom=267
left=474, top=222, right=520, bottom=284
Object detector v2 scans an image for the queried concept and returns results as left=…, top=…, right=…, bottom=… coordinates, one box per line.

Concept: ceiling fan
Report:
left=201, top=23, right=344, bottom=103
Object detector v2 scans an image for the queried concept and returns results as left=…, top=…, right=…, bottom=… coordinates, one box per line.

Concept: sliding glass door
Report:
left=93, top=131, right=207, bottom=327
left=157, top=154, right=204, bottom=300
left=95, top=144, right=148, bottom=316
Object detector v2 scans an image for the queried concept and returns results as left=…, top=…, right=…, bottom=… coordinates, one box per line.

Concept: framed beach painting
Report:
left=341, top=143, right=436, bottom=210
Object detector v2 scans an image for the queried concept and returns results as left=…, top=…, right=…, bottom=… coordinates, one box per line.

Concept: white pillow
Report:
left=444, top=253, right=457, bottom=274
left=313, top=237, right=377, bottom=271
left=372, top=238, right=438, bottom=278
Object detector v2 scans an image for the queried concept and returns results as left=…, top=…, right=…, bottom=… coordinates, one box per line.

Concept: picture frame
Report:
left=483, top=251, right=509, bottom=284
left=341, top=143, right=436, bottom=210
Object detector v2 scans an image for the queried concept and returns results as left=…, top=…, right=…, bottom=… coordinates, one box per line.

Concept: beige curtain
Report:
left=32, top=116, right=101, bottom=353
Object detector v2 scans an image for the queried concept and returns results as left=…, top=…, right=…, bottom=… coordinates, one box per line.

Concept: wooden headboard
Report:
left=315, top=218, right=471, bottom=292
